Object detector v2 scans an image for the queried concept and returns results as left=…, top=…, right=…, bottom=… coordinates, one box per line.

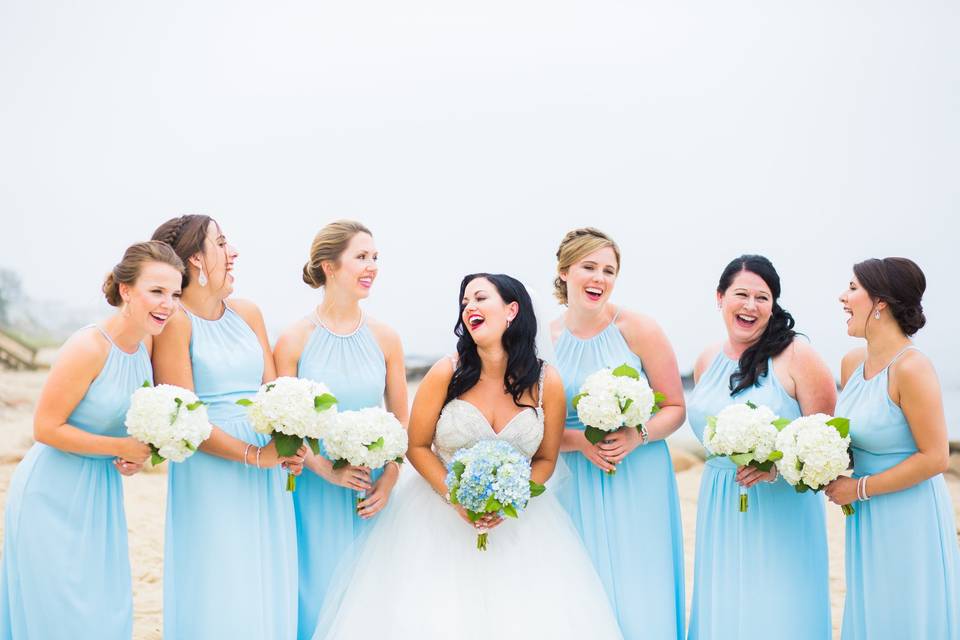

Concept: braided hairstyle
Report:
left=444, top=273, right=544, bottom=411
left=150, top=215, right=214, bottom=288
left=718, top=255, right=798, bottom=395
left=853, top=257, right=927, bottom=336
left=553, top=227, right=620, bottom=305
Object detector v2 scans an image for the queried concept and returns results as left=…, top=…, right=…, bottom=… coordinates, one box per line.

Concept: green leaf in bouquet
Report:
left=332, top=458, right=348, bottom=470
left=364, top=436, right=385, bottom=452
left=467, top=510, right=482, bottom=523
left=186, top=400, right=204, bottom=411
left=529, top=481, right=546, bottom=497
left=314, top=393, right=337, bottom=412
left=752, top=460, right=775, bottom=472
left=452, top=461, right=466, bottom=479
left=706, top=416, right=717, bottom=429
left=572, top=392, right=586, bottom=409
left=184, top=441, right=196, bottom=452
left=772, top=418, right=791, bottom=431
left=612, top=364, right=640, bottom=380
left=584, top=426, right=606, bottom=445
left=653, top=391, right=666, bottom=413
left=151, top=452, right=166, bottom=466
left=484, top=496, right=503, bottom=513
left=745, top=400, right=757, bottom=410
left=306, top=437, right=321, bottom=456
left=502, top=504, right=519, bottom=518
left=767, top=450, right=783, bottom=462
left=174, top=398, right=182, bottom=407
left=827, top=417, right=850, bottom=438
left=619, top=398, right=634, bottom=413
left=729, top=452, right=754, bottom=466
left=274, top=433, right=303, bottom=457
left=795, top=483, right=810, bottom=493
left=142, top=380, right=152, bottom=388
left=394, top=456, right=404, bottom=464
left=235, top=398, right=253, bottom=407
left=448, top=486, right=460, bottom=505
left=795, top=459, right=804, bottom=471
left=265, top=383, right=276, bottom=392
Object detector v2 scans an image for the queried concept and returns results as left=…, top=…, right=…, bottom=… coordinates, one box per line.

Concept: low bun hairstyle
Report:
left=150, top=214, right=215, bottom=288
left=102, top=241, right=184, bottom=307
left=718, top=255, right=797, bottom=396
left=445, top=273, right=544, bottom=410
left=853, top=257, right=927, bottom=336
left=303, top=220, right=372, bottom=288
left=553, top=227, right=620, bottom=305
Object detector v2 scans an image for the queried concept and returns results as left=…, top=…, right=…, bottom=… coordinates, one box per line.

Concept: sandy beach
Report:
left=2, top=368, right=958, bottom=639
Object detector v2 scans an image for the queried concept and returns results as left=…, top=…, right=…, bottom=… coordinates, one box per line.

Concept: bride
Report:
left=311, top=273, right=622, bottom=639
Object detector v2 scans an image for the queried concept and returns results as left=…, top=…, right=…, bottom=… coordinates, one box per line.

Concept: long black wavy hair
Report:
left=718, top=255, right=797, bottom=395
left=445, top=273, right=544, bottom=410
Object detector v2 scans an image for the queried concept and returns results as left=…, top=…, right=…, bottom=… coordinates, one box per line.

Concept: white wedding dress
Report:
left=311, top=383, right=623, bottom=640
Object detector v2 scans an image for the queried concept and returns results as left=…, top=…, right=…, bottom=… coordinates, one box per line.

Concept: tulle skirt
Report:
left=311, top=469, right=623, bottom=640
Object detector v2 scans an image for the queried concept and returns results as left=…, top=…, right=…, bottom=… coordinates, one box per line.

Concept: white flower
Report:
left=125, top=384, right=212, bottom=463
left=703, top=402, right=780, bottom=464
left=575, top=366, right=659, bottom=434
left=322, top=407, right=408, bottom=469
left=244, top=376, right=337, bottom=439
left=775, top=413, right=851, bottom=490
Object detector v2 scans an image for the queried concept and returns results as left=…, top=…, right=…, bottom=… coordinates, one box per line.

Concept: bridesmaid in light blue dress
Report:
left=152, top=216, right=303, bottom=639
left=826, top=258, right=959, bottom=639
left=686, top=255, right=835, bottom=640
left=550, top=228, right=686, bottom=639
left=274, top=220, right=408, bottom=639
left=0, top=241, right=183, bottom=639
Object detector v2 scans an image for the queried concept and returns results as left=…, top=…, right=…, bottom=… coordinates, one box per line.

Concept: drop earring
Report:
left=198, top=265, right=208, bottom=287
left=874, top=309, right=880, bottom=320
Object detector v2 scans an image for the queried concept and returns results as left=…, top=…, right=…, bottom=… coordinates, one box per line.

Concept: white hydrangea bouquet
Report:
left=572, top=363, right=665, bottom=474
left=703, top=401, right=789, bottom=512
left=775, top=413, right=855, bottom=516
left=125, top=381, right=212, bottom=465
left=322, top=407, right=408, bottom=502
left=237, top=376, right=338, bottom=491
left=445, top=439, right=547, bottom=551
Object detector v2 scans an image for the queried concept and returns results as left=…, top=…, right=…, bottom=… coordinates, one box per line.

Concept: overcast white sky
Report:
left=2, top=1, right=957, bottom=390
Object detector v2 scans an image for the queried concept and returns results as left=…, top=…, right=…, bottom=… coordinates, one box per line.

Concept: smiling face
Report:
left=461, top=277, right=518, bottom=348
left=194, top=221, right=237, bottom=295
left=119, top=261, right=183, bottom=336
left=327, top=232, right=378, bottom=299
left=717, top=269, right=774, bottom=346
left=838, top=273, right=879, bottom=338
left=560, top=246, right=619, bottom=311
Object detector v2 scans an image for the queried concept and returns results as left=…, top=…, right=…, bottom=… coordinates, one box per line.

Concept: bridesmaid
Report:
left=686, top=255, right=834, bottom=640
left=274, top=220, right=408, bottom=639
left=551, top=227, right=686, bottom=639
left=826, top=258, right=960, bottom=639
left=151, top=215, right=304, bottom=639
left=0, top=241, right=183, bottom=639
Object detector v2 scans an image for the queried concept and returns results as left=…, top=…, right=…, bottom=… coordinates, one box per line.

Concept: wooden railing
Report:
left=0, top=329, right=37, bottom=370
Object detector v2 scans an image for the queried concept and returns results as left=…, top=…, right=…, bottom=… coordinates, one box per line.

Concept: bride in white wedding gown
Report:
left=312, top=273, right=622, bottom=640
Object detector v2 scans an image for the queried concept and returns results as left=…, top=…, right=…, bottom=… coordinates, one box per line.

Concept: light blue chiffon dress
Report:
left=0, top=326, right=150, bottom=639
left=163, top=305, right=297, bottom=639
left=293, top=314, right=386, bottom=640
left=686, top=352, right=830, bottom=639
left=554, top=317, right=685, bottom=639
left=838, top=347, right=960, bottom=639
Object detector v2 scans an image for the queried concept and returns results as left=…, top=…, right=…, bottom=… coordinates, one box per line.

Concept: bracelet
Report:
left=856, top=476, right=863, bottom=501
left=256, top=446, right=262, bottom=470
left=638, top=424, right=649, bottom=446
left=387, top=459, right=402, bottom=472
left=242, top=443, right=253, bottom=467
left=767, top=466, right=778, bottom=483
left=862, top=475, right=871, bottom=501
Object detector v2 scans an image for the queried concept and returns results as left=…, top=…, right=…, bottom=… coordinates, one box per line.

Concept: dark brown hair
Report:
left=102, top=241, right=184, bottom=307
left=853, top=257, right=926, bottom=336
left=151, top=215, right=215, bottom=288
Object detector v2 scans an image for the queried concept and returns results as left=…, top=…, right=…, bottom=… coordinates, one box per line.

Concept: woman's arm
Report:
left=406, top=359, right=454, bottom=496
left=530, top=367, right=565, bottom=485
left=788, top=340, right=838, bottom=416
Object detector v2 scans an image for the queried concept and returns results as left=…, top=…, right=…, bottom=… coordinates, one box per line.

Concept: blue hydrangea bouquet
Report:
left=445, top=439, right=546, bottom=551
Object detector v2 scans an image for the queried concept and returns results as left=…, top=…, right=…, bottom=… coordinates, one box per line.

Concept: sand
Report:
left=2, top=368, right=958, bottom=639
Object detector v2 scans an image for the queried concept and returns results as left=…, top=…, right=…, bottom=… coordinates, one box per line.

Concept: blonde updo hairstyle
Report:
left=102, top=241, right=185, bottom=307
left=553, top=227, right=621, bottom=305
left=302, top=220, right=373, bottom=288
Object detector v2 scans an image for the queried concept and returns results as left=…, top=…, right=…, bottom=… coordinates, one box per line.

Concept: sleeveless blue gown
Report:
left=838, top=350, right=960, bottom=639
left=0, top=326, right=151, bottom=639
left=686, top=352, right=830, bottom=639
left=554, top=319, right=685, bottom=639
left=164, top=306, right=297, bottom=638
left=293, top=315, right=386, bottom=640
